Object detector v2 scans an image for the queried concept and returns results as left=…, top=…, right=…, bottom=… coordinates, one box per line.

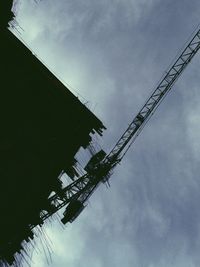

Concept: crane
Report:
left=36, top=27, right=200, bottom=226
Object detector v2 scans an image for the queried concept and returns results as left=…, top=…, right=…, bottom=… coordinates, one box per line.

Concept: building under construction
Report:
left=0, top=2, right=106, bottom=265
left=3, top=1, right=200, bottom=267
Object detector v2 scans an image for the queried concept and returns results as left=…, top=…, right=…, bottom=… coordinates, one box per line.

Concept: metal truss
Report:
left=106, top=29, right=200, bottom=162
left=35, top=28, right=200, bottom=226
left=39, top=167, right=109, bottom=223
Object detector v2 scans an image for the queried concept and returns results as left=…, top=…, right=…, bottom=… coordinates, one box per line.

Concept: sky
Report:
left=11, top=0, right=200, bottom=266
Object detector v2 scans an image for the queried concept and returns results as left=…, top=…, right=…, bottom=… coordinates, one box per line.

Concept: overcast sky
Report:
left=12, top=0, right=200, bottom=266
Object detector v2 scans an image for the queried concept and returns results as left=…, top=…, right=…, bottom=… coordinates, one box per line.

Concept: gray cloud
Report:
left=14, top=0, right=200, bottom=266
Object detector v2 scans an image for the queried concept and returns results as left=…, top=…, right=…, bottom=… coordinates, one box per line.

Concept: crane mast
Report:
left=36, top=28, right=200, bottom=226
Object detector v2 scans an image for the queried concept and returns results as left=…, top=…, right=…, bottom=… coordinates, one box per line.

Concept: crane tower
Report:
left=2, top=2, right=200, bottom=266
left=40, top=28, right=200, bottom=224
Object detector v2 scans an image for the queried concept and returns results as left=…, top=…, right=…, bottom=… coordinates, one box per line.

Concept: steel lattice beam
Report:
left=32, top=28, right=200, bottom=227
left=106, top=29, right=200, bottom=162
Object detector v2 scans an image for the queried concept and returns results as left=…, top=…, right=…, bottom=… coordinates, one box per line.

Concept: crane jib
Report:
left=35, top=28, right=200, bottom=227
left=107, top=29, right=200, bottom=161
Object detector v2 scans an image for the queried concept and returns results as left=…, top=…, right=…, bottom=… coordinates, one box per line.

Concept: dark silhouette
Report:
left=0, top=2, right=106, bottom=265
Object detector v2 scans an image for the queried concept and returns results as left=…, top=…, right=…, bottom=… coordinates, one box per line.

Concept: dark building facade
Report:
left=0, top=2, right=106, bottom=265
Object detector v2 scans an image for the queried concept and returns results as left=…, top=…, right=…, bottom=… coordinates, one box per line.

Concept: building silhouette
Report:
left=0, top=1, right=106, bottom=265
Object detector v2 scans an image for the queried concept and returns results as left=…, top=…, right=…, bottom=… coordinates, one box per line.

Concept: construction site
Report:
left=2, top=1, right=200, bottom=267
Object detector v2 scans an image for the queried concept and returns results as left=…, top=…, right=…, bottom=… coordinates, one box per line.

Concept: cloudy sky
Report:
left=11, top=0, right=200, bottom=266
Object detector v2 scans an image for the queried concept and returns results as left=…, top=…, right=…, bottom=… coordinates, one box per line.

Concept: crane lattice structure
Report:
left=36, top=28, right=200, bottom=226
